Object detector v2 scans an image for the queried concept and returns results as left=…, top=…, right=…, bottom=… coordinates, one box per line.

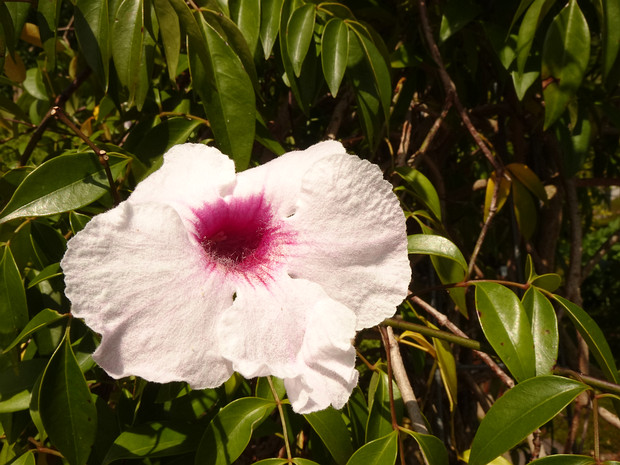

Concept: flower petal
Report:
left=284, top=298, right=359, bottom=413
left=286, top=153, right=410, bottom=330
left=129, top=143, right=237, bottom=216
left=217, top=275, right=358, bottom=410
left=234, top=141, right=346, bottom=218
left=61, top=201, right=234, bottom=387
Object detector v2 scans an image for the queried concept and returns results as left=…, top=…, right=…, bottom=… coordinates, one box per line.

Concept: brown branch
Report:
left=325, top=89, right=353, bottom=140
left=417, top=0, right=502, bottom=174
left=410, top=296, right=515, bottom=388
left=396, top=101, right=413, bottom=168
left=19, top=68, right=92, bottom=167
left=407, top=99, right=452, bottom=167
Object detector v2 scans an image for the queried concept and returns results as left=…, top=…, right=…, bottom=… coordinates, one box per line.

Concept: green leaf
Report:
left=511, top=180, right=537, bottom=240
left=9, top=451, right=36, bottom=465
left=434, top=336, right=457, bottom=411
left=230, top=0, right=260, bottom=56
left=103, top=422, right=202, bottom=463
left=346, top=23, right=391, bottom=149
left=529, top=455, right=597, bottom=465
left=469, top=376, right=588, bottom=465
left=366, top=370, right=402, bottom=442
left=484, top=171, right=511, bottom=221
left=253, top=460, right=288, bottom=465
left=506, top=163, right=547, bottom=201
left=0, top=247, right=28, bottom=349
left=27, top=262, right=62, bottom=289
left=407, top=234, right=467, bottom=273
left=400, top=428, right=449, bottom=465
left=39, top=328, right=97, bottom=465
left=553, top=295, right=620, bottom=385
left=0, top=359, right=47, bottom=413
left=516, top=0, right=553, bottom=74
left=153, top=0, right=181, bottom=80
left=542, top=0, right=590, bottom=129
left=439, top=0, right=482, bottom=42
left=112, top=0, right=147, bottom=107
left=304, top=407, right=354, bottom=465
left=0, top=152, right=129, bottom=224
left=530, top=273, right=561, bottom=292
left=287, top=3, right=316, bottom=77
left=0, top=1, right=15, bottom=62
left=259, top=0, right=284, bottom=58
left=522, top=287, right=558, bottom=375
left=3, top=308, right=66, bottom=353
left=194, top=397, right=276, bottom=465
left=394, top=167, right=441, bottom=220
left=188, top=14, right=255, bottom=169
left=475, top=282, right=536, bottom=382
left=602, top=0, right=620, bottom=78
left=37, top=0, right=61, bottom=70
left=293, top=460, right=322, bottom=465
left=69, top=211, right=91, bottom=235
left=321, top=18, right=348, bottom=97
left=74, top=0, right=110, bottom=88
left=345, top=430, right=398, bottom=465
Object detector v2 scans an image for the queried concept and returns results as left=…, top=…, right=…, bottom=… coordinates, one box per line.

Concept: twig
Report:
left=325, top=89, right=353, bottom=140
left=51, top=106, right=121, bottom=206
left=267, top=376, right=292, bottom=462
left=19, top=68, right=92, bottom=167
left=408, top=296, right=515, bottom=388
left=417, top=0, right=501, bottom=174
left=407, top=99, right=452, bottom=167
left=396, top=100, right=413, bottom=167
left=467, top=172, right=502, bottom=278
left=383, top=326, right=429, bottom=434
left=383, top=317, right=483, bottom=352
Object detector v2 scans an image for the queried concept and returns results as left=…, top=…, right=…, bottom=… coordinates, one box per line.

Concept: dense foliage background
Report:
left=1, top=0, right=620, bottom=463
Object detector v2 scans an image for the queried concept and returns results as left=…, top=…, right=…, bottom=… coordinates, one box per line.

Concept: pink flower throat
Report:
left=192, top=194, right=290, bottom=277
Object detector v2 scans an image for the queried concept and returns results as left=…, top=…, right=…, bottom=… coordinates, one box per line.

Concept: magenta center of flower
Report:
left=192, top=194, right=288, bottom=279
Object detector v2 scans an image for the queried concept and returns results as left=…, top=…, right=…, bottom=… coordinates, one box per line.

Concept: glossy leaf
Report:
left=506, top=163, right=547, bottom=201
left=602, top=0, right=620, bottom=78
left=434, top=337, right=458, bottom=411
left=0, top=247, right=28, bottom=349
left=346, top=430, right=398, bottom=465
left=103, top=422, right=202, bottom=463
left=469, top=376, right=588, bottom=465
left=188, top=14, right=255, bottom=169
left=230, top=0, right=260, bottom=56
left=553, top=295, right=620, bottom=385
left=542, top=0, right=590, bottom=129
left=484, top=171, right=511, bottom=221
left=10, top=452, right=35, bottom=465
left=39, top=328, right=97, bottom=465
left=512, top=180, right=537, bottom=240
left=37, top=0, right=61, bottom=70
left=395, top=167, right=441, bottom=220
left=112, top=0, right=146, bottom=107
left=529, top=455, right=596, bottom=465
left=74, top=0, right=110, bottom=88
left=3, top=308, right=66, bottom=353
left=153, top=0, right=180, bottom=80
left=287, top=4, right=316, bottom=77
left=0, top=153, right=130, bottom=223
left=321, top=18, right=348, bottom=96
left=254, top=460, right=288, bottom=465
left=522, top=287, right=558, bottom=375
left=407, top=234, right=468, bottom=273
left=194, top=397, right=275, bottom=465
left=475, top=282, right=536, bottom=382
left=400, top=428, right=449, bottom=465
left=366, top=370, right=402, bottom=442
left=69, top=211, right=91, bottom=235
left=0, top=359, right=46, bottom=413
left=27, top=262, right=62, bottom=289
left=260, top=0, right=284, bottom=58
left=293, top=459, right=322, bottom=465
left=516, top=0, right=553, bottom=74
left=304, top=407, right=354, bottom=465
left=530, top=273, right=561, bottom=292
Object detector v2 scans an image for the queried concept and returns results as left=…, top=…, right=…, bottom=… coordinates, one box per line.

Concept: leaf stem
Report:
left=267, top=376, right=292, bottom=462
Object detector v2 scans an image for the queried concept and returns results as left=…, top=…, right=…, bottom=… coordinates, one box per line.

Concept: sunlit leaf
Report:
left=39, top=328, right=97, bottom=465
left=194, top=397, right=276, bottom=465
left=434, top=337, right=457, bottom=411
left=542, top=0, right=590, bottom=129
left=230, top=0, right=260, bottom=56
left=400, top=428, right=449, bottom=465
left=321, top=18, right=348, bottom=97
left=0, top=153, right=130, bottom=224
left=530, top=273, right=561, bottom=292
left=0, top=359, right=46, bottom=413
left=103, top=422, right=202, bottom=464
left=153, top=0, right=180, bottom=80
left=516, top=0, right=554, bottom=74
left=522, top=287, right=558, bottom=375
left=259, top=0, right=284, bottom=58
left=395, top=167, right=441, bottom=220
left=346, top=430, right=398, bottom=465
left=407, top=234, right=467, bottom=273
left=506, top=163, right=547, bottom=201
left=74, top=0, right=110, bottom=88
left=3, top=308, right=66, bottom=353
left=469, top=376, right=588, bottom=465
left=27, top=262, right=62, bottom=289
left=602, top=0, right=620, bottom=78
left=286, top=3, right=315, bottom=77
left=484, top=172, right=511, bottom=221
left=475, top=282, right=536, bottom=382
left=37, top=0, right=61, bottom=70
left=304, top=408, right=353, bottom=465
left=0, top=247, right=28, bottom=349
left=529, top=455, right=597, bottom=465
left=366, top=370, right=402, bottom=442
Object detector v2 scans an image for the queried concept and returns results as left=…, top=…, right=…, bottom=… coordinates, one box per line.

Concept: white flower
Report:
left=61, top=141, right=410, bottom=413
